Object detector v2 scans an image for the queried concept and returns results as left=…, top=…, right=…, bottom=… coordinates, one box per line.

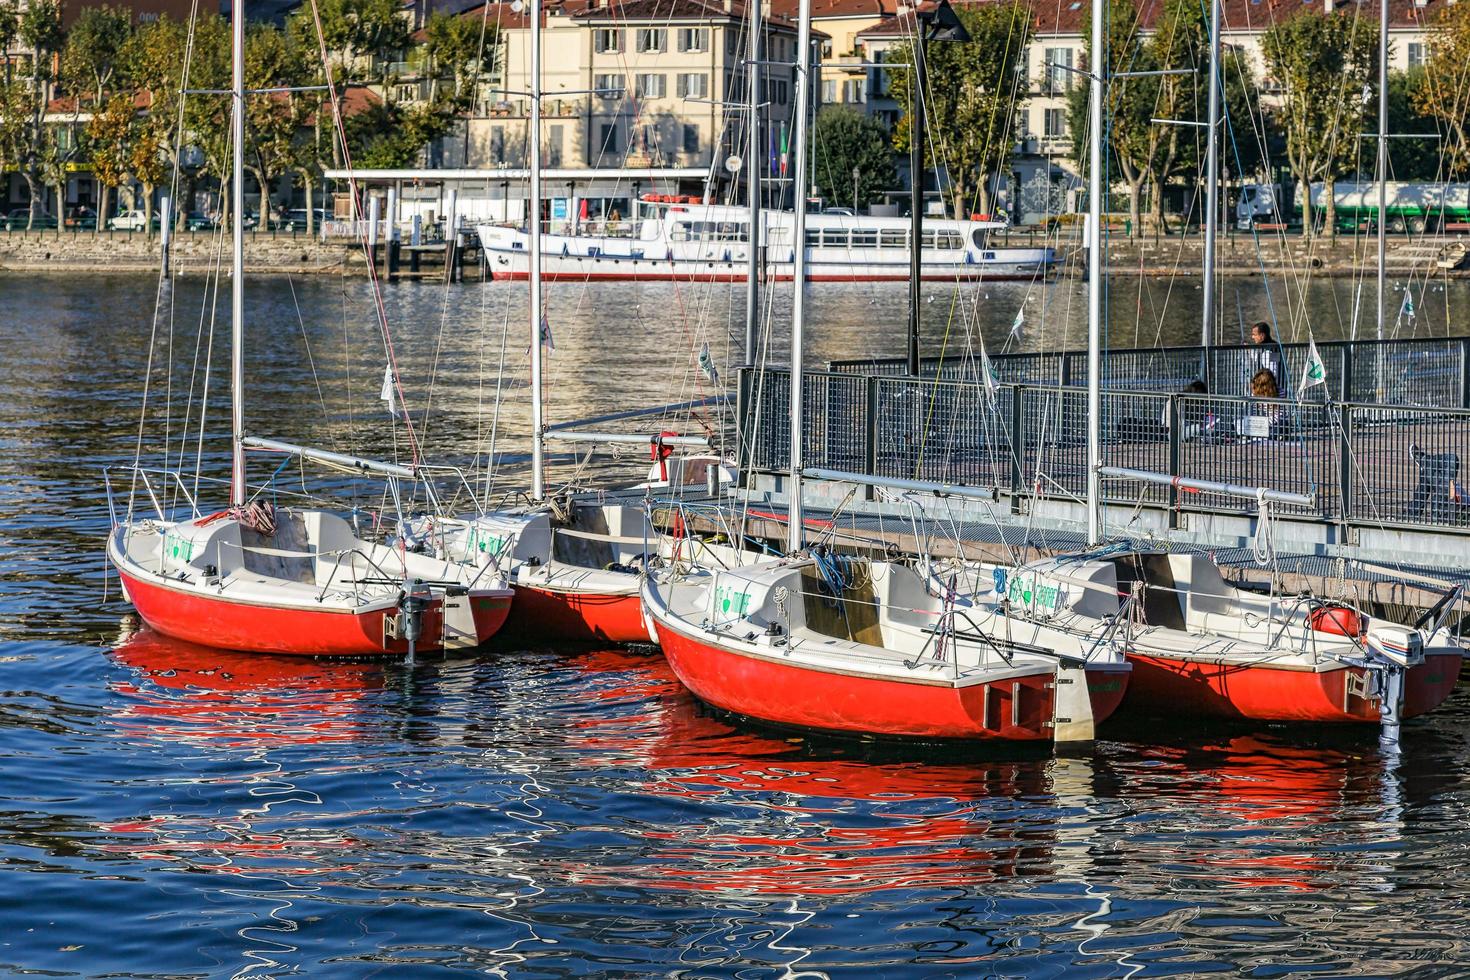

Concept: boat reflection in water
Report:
left=107, top=618, right=385, bottom=747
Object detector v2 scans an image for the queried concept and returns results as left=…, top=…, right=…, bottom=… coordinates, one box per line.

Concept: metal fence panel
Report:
left=1348, top=406, right=1470, bottom=529
left=1347, top=340, right=1465, bottom=408
left=872, top=377, right=1012, bottom=488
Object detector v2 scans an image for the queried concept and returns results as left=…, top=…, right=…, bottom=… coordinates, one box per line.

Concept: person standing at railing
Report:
left=1250, top=321, right=1283, bottom=387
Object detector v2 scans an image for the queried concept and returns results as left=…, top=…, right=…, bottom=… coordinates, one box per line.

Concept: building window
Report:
left=489, top=126, right=505, bottom=163
left=842, top=78, right=865, bottom=103
left=677, top=72, right=708, bottom=98
left=771, top=79, right=789, bottom=104
left=1044, top=107, right=1066, bottom=138
left=636, top=28, right=666, bottom=53
left=820, top=39, right=832, bottom=58
left=677, top=27, right=707, bottom=52
left=1044, top=47, right=1073, bottom=95
left=1408, top=42, right=1426, bottom=68
left=1016, top=107, right=1030, bottom=137
left=683, top=123, right=699, bottom=154
left=822, top=79, right=837, bottom=103
left=548, top=124, right=563, bottom=166
left=593, top=28, right=622, bottom=53
left=599, top=123, right=620, bottom=155
left=595, top=73, right=624, bottom=98
left=636, top=73, right=666, bottom=98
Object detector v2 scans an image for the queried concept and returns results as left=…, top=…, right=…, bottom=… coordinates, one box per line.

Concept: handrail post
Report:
left=1338, top=402, right=1354, bottom=533
left=1168, top=394, right=1182, bottom=529
left=1341, top=341, right=1355, bottom=403
left=1009, top=384, right=1025, bottom=513
left=864, top=375, right=880, bottom=497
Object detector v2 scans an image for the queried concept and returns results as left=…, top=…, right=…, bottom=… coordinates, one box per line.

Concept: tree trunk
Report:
left=21, top=172, right=40, bottom=229
left=53, top=179, right=64, bottom=238
left=1149, top=176, right=1168, bottom=239
left=96, top=185, right=109, bottom=236
left=1323, top=176, right=1337, bottom=240
left=1128, top=176, right=1144, bottom=238
left=143, top=188, right=155, bottom=240
left=1298, top=177, right=1312, bottom=240
left=300, top=171, right=315, bottom=235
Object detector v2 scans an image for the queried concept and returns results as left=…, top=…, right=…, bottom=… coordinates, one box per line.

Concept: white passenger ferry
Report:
left=477, top=194, right=1055, bottom=282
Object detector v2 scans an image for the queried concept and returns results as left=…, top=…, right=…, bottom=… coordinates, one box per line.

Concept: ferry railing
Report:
left=739, top=365, right=1470, bottom=535
left=830, top=337, right=1470, bottom=409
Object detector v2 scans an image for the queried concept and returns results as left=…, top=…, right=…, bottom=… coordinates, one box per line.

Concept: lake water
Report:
left=3, top=270, right=1469, bottom=976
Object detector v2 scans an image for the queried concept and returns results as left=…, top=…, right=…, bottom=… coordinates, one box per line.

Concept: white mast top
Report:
left=230, top=0, right=246, bottom=507
left=785, top=0, right=813, bottom=554
left=1085, top=0, right=1104, bottom=545
left=529, top=0, right=547, bottom=501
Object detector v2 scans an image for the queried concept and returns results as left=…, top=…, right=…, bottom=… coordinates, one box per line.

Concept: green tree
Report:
left=1068, top=0, right=1207, bottom=236
left=888, top=1, right=1031, bottom=216
left=423, top=11, right=497, bottom=106
left=1261, top=9, right=1378, bottom=237
left=16, top=0, right=64, bottom=226
left=61, top=5, right=132, bottom=106
left=1385, top=69, right=1440, bottom=181
left=87, top=93, right=133, bottom=228
left=343, top=99, right=451, bottom=167
left=1414, top=3, right=1470, bottom=178
left=244, top=23, right=311, bottom=226
left=0, top=2, right=18, bottom=85
left=808, top=104, right=897, bottom=210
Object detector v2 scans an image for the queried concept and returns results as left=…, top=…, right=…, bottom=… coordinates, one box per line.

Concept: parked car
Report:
left=5, top=208, right=58, bottom=230
left=183, top=211, right=218, bottom=231
left=64, top=206, right=98, bottom=230
left=107, top=209, right=158, bottom=231
left=278, top=208, right=328, bottom=232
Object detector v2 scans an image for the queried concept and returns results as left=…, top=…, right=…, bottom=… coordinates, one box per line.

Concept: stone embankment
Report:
left=3, top=226, right=1468, bottom=278
left=0, top=229, right=355, bottom=275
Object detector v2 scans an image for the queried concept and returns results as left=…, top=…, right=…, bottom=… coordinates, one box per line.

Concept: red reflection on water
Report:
left=558, top=647, right=1054, bottom=896
left=107, top=622, right=383, bottom=747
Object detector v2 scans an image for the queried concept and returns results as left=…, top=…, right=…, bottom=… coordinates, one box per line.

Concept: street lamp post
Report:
left=852, top=165, right=860, bottom=212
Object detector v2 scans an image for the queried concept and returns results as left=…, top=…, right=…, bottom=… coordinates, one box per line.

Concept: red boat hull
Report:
left=508, top=582, right=648, bottom=644
left=654, top=618, right=1129, bottom=741
left=118, top=565, right=512, bottom=657
left=1124, top=652, right=1462, bottom=723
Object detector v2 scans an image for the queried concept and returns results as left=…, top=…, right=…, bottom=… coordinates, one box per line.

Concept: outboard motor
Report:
left=399, top=580, right=428, bottom=662
left=1365, top=627, right=1424, bottom=753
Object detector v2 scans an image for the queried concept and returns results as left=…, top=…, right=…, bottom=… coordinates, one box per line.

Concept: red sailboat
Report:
left=105, top=3, right=511, bottom=658
left=642, top=555, right=1131, bottom=744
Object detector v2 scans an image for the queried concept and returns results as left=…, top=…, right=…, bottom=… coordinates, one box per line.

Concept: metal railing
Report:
left=739, top=365, right=1470, bottom=534
left=830, top=336, right=1470, bottom=410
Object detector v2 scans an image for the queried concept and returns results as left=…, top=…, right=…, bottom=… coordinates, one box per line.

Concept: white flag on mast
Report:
left=380, top=364, right=396, bottom=414
left=980, top=342, right=1001, bottom=405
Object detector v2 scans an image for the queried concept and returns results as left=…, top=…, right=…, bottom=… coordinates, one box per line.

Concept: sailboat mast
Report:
left=744, top=0, right=762, bottom=364
left=785, top=0, right=812, bottom=554
left=1201, top=0, right=1220, bottom=351
left=1085, top=0, right=1104, bottom=546
left=529, top=0, right=546, bottom=501
left=1375, top=0, right=1388, bottom=357
left=230, top=0, right=246, bottom=508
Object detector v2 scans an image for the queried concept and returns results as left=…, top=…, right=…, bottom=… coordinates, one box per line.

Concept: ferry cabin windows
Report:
left=594, top=28, right=622, bottom=53
left=677, top=28, right=708, bottom=53
left=803, top=228, right=962, bottom=249
left=671, top=221, right=750, bottom=241
left=1044, top=47, right=1073, bottom=94
left=677, top=72, right=709, bottom=99
left=595, top=73, right=625, bottom=99
left=636, top=73, right=666, bottom=99
left=637, top=28, right=667, bottom=53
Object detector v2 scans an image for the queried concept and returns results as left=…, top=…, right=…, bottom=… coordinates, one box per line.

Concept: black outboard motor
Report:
left=399, top=580, right=428, bottom=662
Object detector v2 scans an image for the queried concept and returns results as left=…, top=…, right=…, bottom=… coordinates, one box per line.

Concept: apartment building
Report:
left=422, top=0, right=816, bottom=182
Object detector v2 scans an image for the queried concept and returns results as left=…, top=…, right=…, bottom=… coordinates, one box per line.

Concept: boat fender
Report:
left=1309, top=604, right=1365, bottom=637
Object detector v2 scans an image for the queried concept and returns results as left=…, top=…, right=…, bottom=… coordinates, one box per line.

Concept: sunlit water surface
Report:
left=2, top=270, right=1469, bottom=977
